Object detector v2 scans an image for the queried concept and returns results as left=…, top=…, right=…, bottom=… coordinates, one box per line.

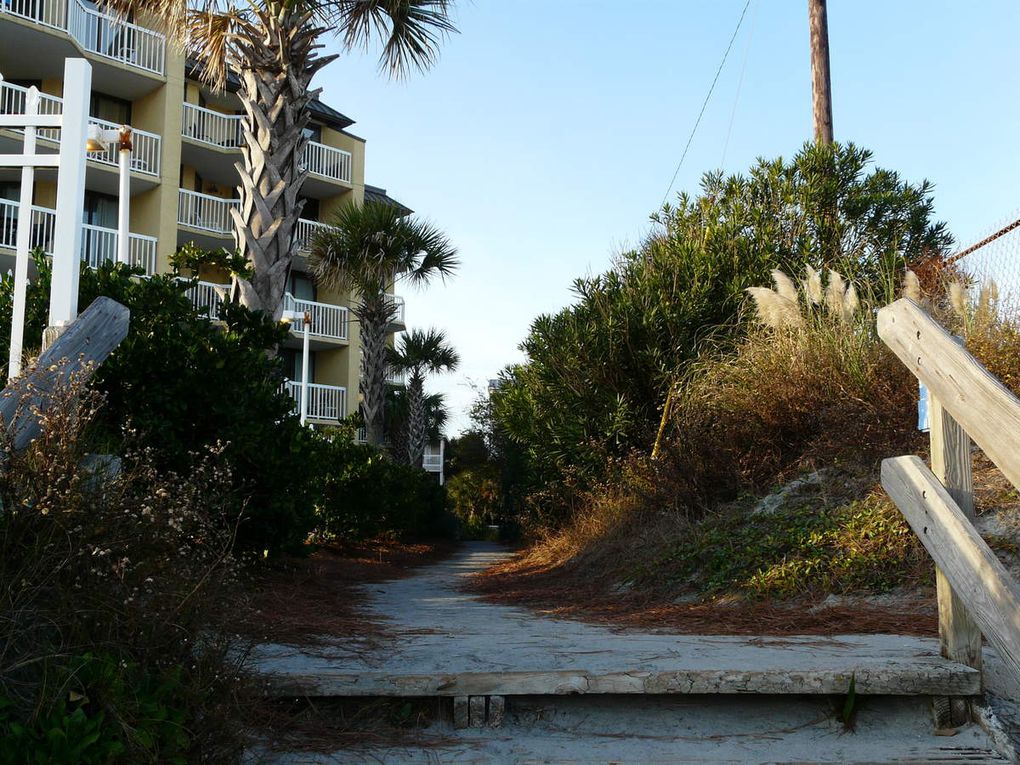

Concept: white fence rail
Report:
left=2, top=0, right=165, bottom=75
left=284, top=381, right=346, bottom=422
left=0, top=81, right=161, bottom=177
left=282, top=292, right=348, bottom=341
left=181, top=102, right=241, bottom=148
left=0, top=198, right=156, bottom=275
left=177, top=189, right=238, bottom=234
left=302, top=141, right=351, bottom=184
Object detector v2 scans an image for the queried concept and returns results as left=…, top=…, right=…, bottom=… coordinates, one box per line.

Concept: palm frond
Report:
left=338, top=0, right=457, bottom=78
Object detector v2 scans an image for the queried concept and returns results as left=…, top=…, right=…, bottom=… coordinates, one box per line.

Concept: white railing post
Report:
left=8, top=84, right=39, bottom=378
left=47, top=58, right=90, bottom=339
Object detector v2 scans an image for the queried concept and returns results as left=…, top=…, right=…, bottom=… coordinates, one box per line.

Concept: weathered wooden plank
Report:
left=452, top=696, right=468, bottom=729
left=882, top=455, right=1020, bottom=685
left=264, top=662, right=980, bottom=699
left=929, top=396, right=983, bottom=727
left=468, top=696, right=486, bottom=728
left=1, top=297, right=129, bottom=453
left=877, top=299, right=1020, bottom=491
left=487, top=695, right=505, bottom=728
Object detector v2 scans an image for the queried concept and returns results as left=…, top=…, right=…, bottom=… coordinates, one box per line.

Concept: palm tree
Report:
left=384, top=386, right=448, bottom=462
left=387, top=328, right=458, bottom=468
left=311, top=202, right=458, bottom=445
left=103, top=0, right=456, bottom=320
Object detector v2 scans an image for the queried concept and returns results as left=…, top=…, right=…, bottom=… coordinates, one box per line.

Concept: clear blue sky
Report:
left=316, top=1, right=1020, bottom=436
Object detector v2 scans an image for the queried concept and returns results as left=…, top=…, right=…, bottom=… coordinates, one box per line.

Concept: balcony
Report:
left=295, top=217, right=329, bottom=255
left=182, top=280, right=348, bottom=345
left=283, top=380, right=347, bottom=424
left=0, top=0, right=165, bottom=82
left=423, top=442, right=444, bottom=480
left=177, top=188, right=238, bottom=242
left=0, top=80, right=162, bottom=190
left=385, top=368, right=405, bottom=386
left=178, top=104, right=352, bottom=194
left=282, top=292, right=349, bottom=343
left=386, top=293, right=406, bottom=330
left=0, top=197, right=157, bottom=274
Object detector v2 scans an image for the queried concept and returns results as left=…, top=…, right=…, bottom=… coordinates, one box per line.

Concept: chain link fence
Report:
left=951, top=212, right=1020, bottom=317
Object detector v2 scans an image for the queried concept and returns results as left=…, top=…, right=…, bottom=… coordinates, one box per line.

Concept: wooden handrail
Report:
left=878, top=299, right=1020, bottom=490
left=882, top=456, right=1020, bottom=684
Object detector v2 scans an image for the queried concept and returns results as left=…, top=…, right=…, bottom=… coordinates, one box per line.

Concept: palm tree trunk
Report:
left=230, top=8, right=335, bottom=320
left=406, top=373, right=427, bottom=469
left=358, top=295, right=391, bottom=446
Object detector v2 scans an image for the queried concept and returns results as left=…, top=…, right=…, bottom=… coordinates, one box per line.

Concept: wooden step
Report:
left=262, top=641, right=980, bottom=698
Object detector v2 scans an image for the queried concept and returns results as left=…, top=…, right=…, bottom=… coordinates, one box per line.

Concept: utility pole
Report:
left=808, top=0, right=833, bottom=145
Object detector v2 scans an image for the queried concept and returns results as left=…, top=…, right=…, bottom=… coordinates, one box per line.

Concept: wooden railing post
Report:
left=928, top=396, right=983, bottom=727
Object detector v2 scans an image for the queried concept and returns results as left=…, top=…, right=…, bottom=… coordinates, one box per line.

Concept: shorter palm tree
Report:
left=311, top=202, right=458, bottom=446
left=385, top=387, right=449, bottom=462
left=387, top=329, right=459, bottom=468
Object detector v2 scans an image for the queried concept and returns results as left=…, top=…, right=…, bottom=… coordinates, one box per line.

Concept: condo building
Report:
left=0, top=0, right=408, bottom=428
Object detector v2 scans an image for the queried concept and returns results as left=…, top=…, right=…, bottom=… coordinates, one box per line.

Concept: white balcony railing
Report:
left=295, top=217, right=330, bottom=253
left=284, top=380, right=346, bottom=422
left=0, top=198, right=157, bottom=275
left=182, top=280, right=230, bottom=318
left=177, top=189, right=238, bottom=235
left=302, top=141, right=352, bottom=185
left=181, top=102, right=241, bottom=148
left=385, top=293, right=406, bottom=326
left=0, top=81, right=162, bottom=177
left=423, top=444, right=443, bottom=472
left=282, top=292, right=348, bottom=341
left=385, top=368, right=405, bottom=386
left=177, top=106, right=351, bottom=185
left=2, top=0, right=166, bottom=75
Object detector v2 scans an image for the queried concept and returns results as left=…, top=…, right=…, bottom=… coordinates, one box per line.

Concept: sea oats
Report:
left=771, top=269, right=800, bottom=306
left=825, top=270, right=847, bottom=318
left=948, top=280, right=967, bottom=319
left=747, top=287, right=802, bottom=330
left=843, top=284, right=860, bottom=320
left=803, top=265, right=823, bottom=305
left=902, top=269, right=921, bottom=303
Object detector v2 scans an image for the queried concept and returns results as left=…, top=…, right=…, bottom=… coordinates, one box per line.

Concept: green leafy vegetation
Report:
left=645, top=493, right=928, bottom=599
left=489, top=143, right=952, bottom=527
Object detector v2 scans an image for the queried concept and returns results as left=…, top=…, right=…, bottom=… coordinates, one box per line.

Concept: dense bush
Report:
left=489, top=143, right=952, bottom=527
left=0, top=372, right=248, bottom=763
left=0, top=252, right=317, bottom=556
left=313, top=434, right=446, bottom=540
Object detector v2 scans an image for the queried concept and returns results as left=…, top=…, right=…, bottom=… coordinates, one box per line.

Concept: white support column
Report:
left=116, top=145, right=130, bottom=265
left=300, top=311, right=311, bottom=426
left=8, top=86, right=39, bottom=379
left=47, top=58, right=91, bottom=333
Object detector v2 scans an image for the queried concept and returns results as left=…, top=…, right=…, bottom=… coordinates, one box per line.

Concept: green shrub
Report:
left=0, top=251, right=317, bottom=557
left=313, top=436, right=446, bottom=540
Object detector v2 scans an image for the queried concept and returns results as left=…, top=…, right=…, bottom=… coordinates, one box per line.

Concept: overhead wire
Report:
left=720, top=0, right=758, bottom=169
left=658, top=0, right=754, bottom=209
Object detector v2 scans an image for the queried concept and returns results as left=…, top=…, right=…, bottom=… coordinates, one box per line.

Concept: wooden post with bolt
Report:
left=808, top=0, right=833, bottom=145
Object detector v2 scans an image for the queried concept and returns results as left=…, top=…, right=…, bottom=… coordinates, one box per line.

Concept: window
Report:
left=302, top=124, right=321, bottom=143
left=280, top=348, right=316, bottom=383
left=89, top=92, right=132, bottom=125
left=300, top=198, right=320, bottom=221
left=288, top=273, right=316, bottom=302
left=83, top=191, right=118, bottom=228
